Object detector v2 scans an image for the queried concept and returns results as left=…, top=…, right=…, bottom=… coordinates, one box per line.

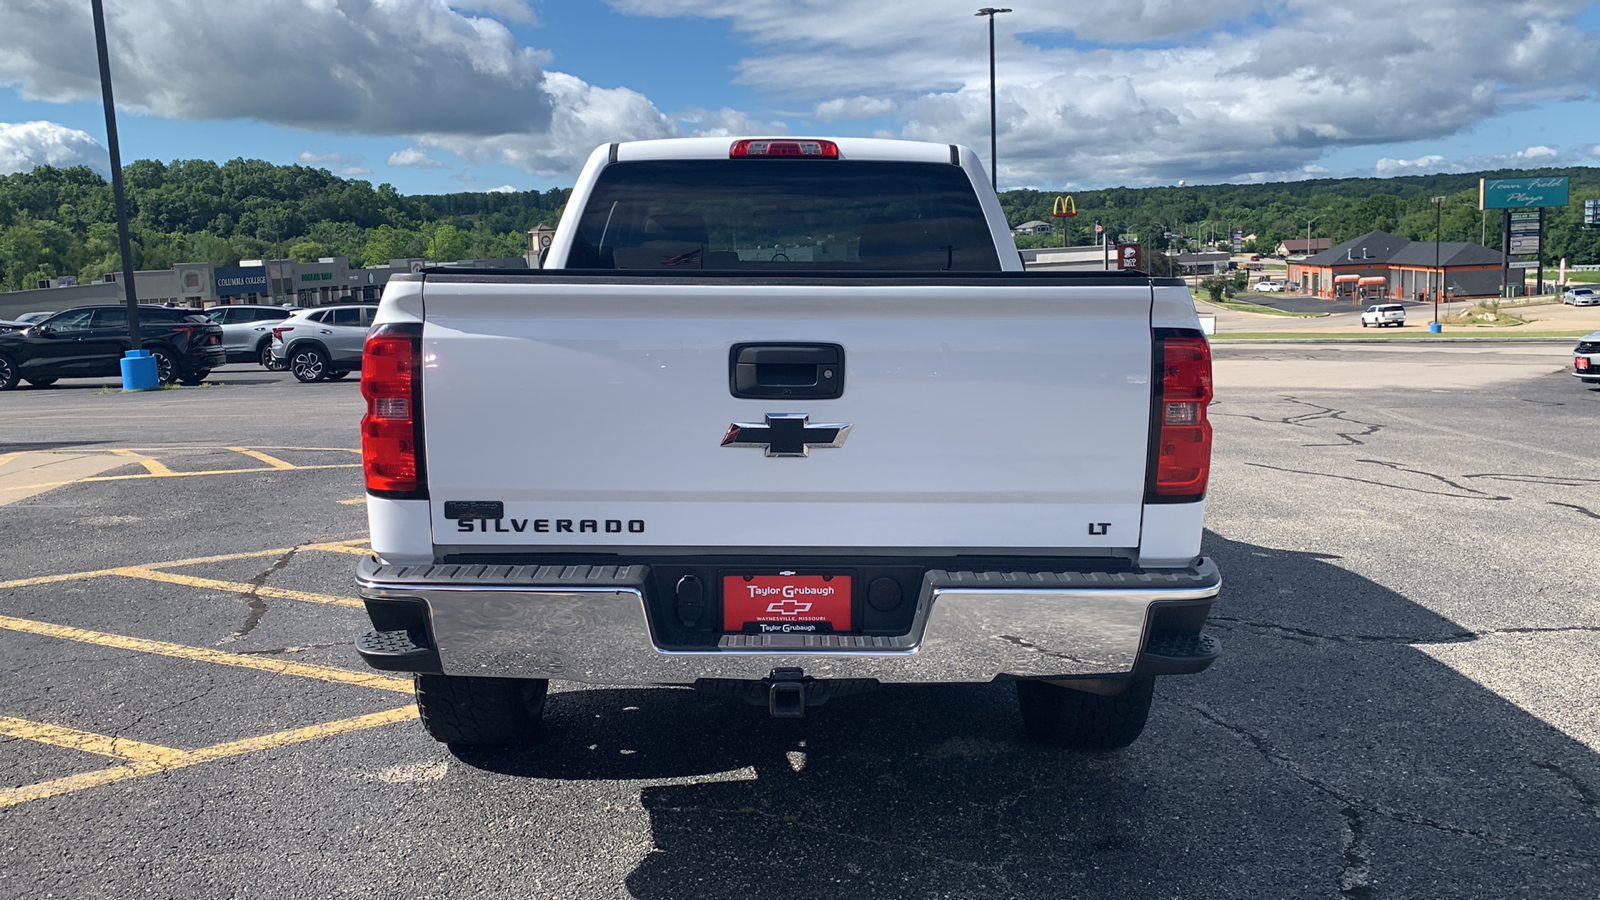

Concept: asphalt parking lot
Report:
left=1, top=345, right=1598, bottom=899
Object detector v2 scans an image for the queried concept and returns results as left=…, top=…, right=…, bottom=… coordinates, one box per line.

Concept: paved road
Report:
left=1, top=352, right=1597, bottom=899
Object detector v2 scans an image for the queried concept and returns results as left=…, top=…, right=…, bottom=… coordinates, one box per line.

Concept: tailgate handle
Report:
left=730, top=343, right=844, bottom=399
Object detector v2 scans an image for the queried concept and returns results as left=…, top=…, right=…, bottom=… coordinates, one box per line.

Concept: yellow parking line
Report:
left=0, top=615, right=411, bottom=694
left=0, top=716, right=187, bottom=765
left=304, top=541, right=370, bottom=555
left=229, top=447, right=296, bottom=470
left=338, top=497, right=365, bottom=505
left=115, top=567, right=363, bottom=608
left=0, top=463, right=361, bottom=493
left=111, top=449, right=173, bottom=477
left=0, top=706, right=417, bottom=810
left=0, top=542, right=368, bottom=590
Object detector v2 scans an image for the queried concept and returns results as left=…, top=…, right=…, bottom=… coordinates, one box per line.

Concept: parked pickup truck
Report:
left=354, top=137, right=1221, bottom=751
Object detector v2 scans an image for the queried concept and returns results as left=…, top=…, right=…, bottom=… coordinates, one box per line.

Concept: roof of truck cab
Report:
left=612, top=136, right=958, bottom=165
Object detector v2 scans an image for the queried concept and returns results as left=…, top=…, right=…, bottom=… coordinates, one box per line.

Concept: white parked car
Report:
left=1254, top=280, right=1285, bottom=293
left=1361, top=304, right=1407, bottom=327
left=1575, top=330, right=1600, bottom=384
left=1562, top=287, right=1599, bottom=306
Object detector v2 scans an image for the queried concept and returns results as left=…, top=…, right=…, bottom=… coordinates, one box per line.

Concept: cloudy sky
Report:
left=0, top=0, right=1596, bottom=193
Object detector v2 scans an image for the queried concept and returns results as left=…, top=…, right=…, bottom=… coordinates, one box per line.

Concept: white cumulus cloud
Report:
left=388, top=147, right=446, bottom=168
left=0, top=121, right=108, bottom=175
left=813, top=96, right=895, bottom=122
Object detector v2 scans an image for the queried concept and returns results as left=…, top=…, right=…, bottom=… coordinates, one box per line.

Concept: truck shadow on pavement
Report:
left=453, top=532, right=1600, bottom=898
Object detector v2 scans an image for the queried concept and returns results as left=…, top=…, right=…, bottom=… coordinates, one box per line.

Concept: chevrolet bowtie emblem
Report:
left=721, top=413, right=852, bottom=458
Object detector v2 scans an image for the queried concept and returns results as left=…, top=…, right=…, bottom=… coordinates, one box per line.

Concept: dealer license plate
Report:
left=722, top=573, right=853, bottom=634
left=1578, top=357, right=1590, bottom=371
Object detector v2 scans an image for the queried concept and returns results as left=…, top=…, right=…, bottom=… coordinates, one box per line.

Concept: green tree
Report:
left=289, top=240, right=330, bottom=263
left=426, top=223, right=467, bottom=262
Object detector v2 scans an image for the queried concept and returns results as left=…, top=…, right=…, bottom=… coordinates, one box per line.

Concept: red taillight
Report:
left=272, top=326, right=292, bottom=340
left=1153, top=335, right=1213, bottom=499
left=730, top=139, right=839, bottom=159
left=361, top=327, right=423, bottom=495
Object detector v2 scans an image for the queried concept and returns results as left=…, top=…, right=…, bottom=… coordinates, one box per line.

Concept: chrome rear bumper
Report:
left=356, top=557, right=1220, bottom=684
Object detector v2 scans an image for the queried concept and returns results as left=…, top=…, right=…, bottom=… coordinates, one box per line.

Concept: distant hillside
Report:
left=0, top=158, right=1594, bottom=292
left=1001, top=167, right=1600, bottom=264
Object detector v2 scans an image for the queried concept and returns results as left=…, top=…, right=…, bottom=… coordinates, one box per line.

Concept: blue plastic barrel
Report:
left=120, top=350, right=159, bottom=391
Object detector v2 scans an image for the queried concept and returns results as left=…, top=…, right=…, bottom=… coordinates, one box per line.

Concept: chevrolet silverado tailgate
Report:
left=420, top=275, right=1153, bottom=553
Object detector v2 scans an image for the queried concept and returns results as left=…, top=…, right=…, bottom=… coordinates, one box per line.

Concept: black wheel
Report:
left=289, top=345, right=329, bottom=383
left=1361, top=321, right=1368, bottom=328
left=178, top=370, right=210, bottom=386
left=24, top=377, right=57, bottom=387
left=414, top=675, right=548, bottom=747
left=259, top=339, right=283, bottom=371
left=326, top=369, right=350, bottom=381
left=0, top=355, right=19, bottom=390
left=148, top=347, right=178, bottom=385
left=1016, top=677, right=1154, bottom=750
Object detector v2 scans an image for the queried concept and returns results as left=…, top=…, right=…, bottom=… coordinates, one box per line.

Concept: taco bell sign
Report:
left=213, top=265, right=268, bottom=297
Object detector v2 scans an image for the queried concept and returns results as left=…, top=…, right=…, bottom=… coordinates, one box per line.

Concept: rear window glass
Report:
left=568, top=160, right=1001, bottom=272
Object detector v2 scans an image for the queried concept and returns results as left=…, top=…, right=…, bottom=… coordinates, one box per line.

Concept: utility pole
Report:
left=975, top=7, right=1011, bottom=192
left=1431, top=196, right=1446, bottom=332
left=92, top=0, right=156, bottom=389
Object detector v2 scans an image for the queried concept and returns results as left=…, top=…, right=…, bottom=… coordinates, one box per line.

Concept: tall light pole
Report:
left=92, top=0, right=157, bottom=390
left=1299, top=214, right=1321, bottom=294
left=975, top=7, right=1011, bottom=192
left=1431, top=196, right=1446, bottom=331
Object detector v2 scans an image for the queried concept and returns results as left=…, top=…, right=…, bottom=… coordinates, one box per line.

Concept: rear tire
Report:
left=289, top=346, right=328, bottom=383
left=414, top=675, right=548, bottom=747
left=24, top=377, right=57, bottom=387
left=326, top=369, right=350, bottom=381
left=0, top=355, right=19, bottom=390
left=148, top=347, right=178, bottom=385
left=178, top=370, right=210, bottom=386
left=1016, top=677, right=1154, bottom=750
left=259, top=339, right=283, bottom=371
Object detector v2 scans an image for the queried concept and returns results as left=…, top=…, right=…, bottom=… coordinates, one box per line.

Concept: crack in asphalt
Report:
left=1192, top=704, right=1595, bottom=873
left=1533, top=762, right=1600, bottom=819
left=1356, top=460, right=1511, bottom=499
left=1213, top=396, right=1386, bottom=448
left=1245, top=462, right=1512, bottom=501
left=1464, top=473, right=1600, bottom=488
left=235, top=640, right=353, bottom=657
left=1338, top=806, right=1375, bottom=899
left=110, top=673, right=226, bottom=760
left=1209, top=616, right=1600, bottom=646
left=218, top=547, right=298, bottom=645
left=1547, top=501, right=1600, bottom=521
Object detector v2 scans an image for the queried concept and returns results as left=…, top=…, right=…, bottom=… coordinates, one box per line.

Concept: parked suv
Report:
left=1361, top=304, right=1407, bottom=327
left=269, top=304, right=376, bottom=383
left=205, top=304, right=297, bottom=368
left=0, top=305, right=225, bottom=389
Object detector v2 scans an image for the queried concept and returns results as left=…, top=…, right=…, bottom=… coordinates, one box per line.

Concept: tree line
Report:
left=0, top=158, right=569, bottom=292
left=1, top=157, right=1596, bottom=292
left=1000, top=167, right=1600, bottom=264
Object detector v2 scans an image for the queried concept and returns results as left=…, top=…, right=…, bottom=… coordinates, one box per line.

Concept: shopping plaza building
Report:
left=0, top=255, right=527, bottom=321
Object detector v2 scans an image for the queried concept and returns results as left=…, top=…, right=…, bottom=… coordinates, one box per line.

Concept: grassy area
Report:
left=1211, top=329, right=1592, bottom=341
left=1566, top=271, right=1600, bottom=283
left=1208, top=298, right=1327, bottom=317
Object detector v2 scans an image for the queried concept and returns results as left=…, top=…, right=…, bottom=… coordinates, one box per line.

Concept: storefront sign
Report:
left=1481, top=177, right=1569, bottom=210
left=213, top=265, right=267, bottom=297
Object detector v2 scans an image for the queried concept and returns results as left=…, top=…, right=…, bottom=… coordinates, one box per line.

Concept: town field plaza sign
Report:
left=1480, top=177, right=1569, bottom=210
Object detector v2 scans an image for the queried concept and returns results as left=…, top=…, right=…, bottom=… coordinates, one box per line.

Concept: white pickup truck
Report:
left=353, top=137, right=1221, bottom=751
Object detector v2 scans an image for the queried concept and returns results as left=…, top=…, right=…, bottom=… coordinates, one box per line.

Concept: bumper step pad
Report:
left=356, top=629, right=439, bottom=673
left=1135, top=630, right=1221, bottom=676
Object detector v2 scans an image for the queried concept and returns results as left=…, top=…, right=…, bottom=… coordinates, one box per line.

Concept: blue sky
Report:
left=0, top=0, right=1596, bottom=195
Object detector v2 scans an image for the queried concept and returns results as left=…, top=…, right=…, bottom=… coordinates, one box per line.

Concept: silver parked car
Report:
left=1562, top=287, right=1599, bottom=307
left=269, top=304, right=377, bottom=383
left=204, top=304, right=298, bottom=368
